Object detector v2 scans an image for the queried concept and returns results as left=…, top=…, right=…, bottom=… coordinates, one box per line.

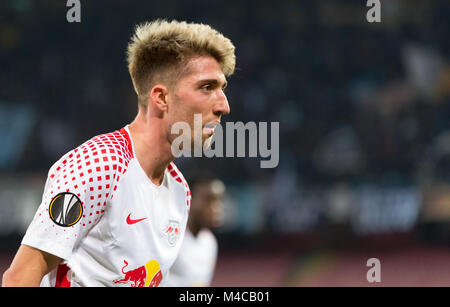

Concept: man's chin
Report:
left=189, top=136, right=213, bottom=153
left=203, top=135, right=213, bottom=149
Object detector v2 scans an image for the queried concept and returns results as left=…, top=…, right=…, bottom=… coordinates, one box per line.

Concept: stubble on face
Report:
left=165, top=56, right=228, bottom=151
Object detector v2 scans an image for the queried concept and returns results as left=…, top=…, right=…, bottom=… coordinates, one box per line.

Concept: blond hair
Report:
left=127, top=19, right=236, bottom=106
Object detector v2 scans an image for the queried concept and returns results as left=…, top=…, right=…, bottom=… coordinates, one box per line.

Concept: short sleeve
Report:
left=22, top=133, right=130, bottom=260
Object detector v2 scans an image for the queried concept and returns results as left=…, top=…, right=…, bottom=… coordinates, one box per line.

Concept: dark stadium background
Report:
left=1, top=0, right=450, bottom=286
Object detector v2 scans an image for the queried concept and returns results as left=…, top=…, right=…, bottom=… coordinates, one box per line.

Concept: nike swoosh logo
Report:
left=126, top=213, right=148, bottom=225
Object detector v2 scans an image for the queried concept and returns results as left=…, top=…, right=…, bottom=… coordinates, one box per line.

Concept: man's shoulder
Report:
left=167, top=162, right=191, bottom=210
left=197, top=229, right=218, bottom=246
left=167, top=162, right=190, bottom=189
left=82, top=128, right=134, bottom=162
left=48, top=128, right=134, bottom=180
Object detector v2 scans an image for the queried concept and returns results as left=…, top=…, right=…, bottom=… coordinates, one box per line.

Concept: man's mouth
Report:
left=203, top=121, right=220, bottom=135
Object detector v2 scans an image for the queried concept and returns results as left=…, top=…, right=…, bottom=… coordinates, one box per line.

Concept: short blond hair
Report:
left=127, top=19, right=236, bottom=106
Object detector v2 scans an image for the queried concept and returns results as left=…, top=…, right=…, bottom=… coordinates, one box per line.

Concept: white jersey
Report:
left=22, top=125, right=191, bottom=287
left=166, top=229, right=218, bottom=287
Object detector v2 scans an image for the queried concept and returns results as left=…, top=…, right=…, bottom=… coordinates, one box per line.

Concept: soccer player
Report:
left=2, top=19, right=235, bottom=287
left=166, top=175, right=225, bottom=287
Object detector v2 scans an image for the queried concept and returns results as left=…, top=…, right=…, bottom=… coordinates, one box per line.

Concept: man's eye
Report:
left=201, top=84, right=212, bottom=91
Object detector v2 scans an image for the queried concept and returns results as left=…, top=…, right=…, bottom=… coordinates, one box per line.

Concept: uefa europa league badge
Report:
left=49, top=192, right=83, bottom=227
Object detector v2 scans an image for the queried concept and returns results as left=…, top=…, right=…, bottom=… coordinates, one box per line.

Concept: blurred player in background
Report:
left=166, top=175, right=225, bottom=286
left=2, top=19, right=235, bottom=287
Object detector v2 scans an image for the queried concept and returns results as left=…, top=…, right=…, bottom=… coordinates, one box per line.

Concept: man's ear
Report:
left=149, top=84, right=169, bottom=113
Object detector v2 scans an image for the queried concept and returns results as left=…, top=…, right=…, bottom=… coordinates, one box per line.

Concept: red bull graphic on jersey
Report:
left=113, top=259, right=162, bottom=287
left=164, top=220, right=181, bottom=246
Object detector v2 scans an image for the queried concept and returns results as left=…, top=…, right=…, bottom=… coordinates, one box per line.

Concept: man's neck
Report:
left=188, top=224, right=201, bottom=238
left=187, top=217, right=202, bottom=238
left=128, top=112, right=174, bottom=186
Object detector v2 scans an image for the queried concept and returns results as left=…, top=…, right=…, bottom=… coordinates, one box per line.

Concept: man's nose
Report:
left=213, top=90, right=230, bottom=116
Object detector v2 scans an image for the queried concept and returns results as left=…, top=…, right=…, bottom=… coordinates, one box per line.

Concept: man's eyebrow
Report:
left=197, top=79, right=228, bottom=88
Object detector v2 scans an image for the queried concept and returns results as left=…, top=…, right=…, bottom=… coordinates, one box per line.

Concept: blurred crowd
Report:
left=1, top=0, right=450, bottom=237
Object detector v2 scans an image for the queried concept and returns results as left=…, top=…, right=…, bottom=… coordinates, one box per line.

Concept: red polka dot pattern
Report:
left=168, top=162, right=191, bottom=212
left=38, top=128, right=133, bottom=238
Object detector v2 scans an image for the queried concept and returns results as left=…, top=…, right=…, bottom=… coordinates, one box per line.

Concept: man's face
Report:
left=166, top=56, right=230, bottom=149
left=191, top=181, right=225, bottom=229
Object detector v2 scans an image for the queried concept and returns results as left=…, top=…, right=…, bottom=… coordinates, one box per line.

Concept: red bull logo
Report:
left=164, top=220, right=181, bottom=246
left=113, top=259, right=163, bottom=287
